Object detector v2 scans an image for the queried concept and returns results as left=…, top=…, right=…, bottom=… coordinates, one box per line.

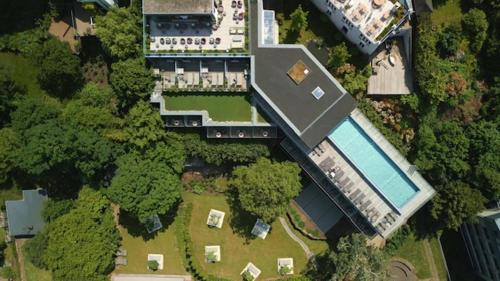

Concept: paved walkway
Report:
left=15, top=239, right=27, bottom=281
left=279, top=217, right=314, bottom=260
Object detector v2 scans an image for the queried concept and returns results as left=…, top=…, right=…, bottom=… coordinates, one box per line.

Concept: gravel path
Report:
left=279, top=217, right=315, bottom=260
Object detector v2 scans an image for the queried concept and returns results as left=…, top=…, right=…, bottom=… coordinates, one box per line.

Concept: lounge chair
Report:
left=354, top=193, right=365, bottom=206
left=334, top=170, right=345, bottom=181
left=359, top=200, right=371, bottom=212
left=343, top=182, right=354, bottom=193
left=349, top=189, right=361, bottom=200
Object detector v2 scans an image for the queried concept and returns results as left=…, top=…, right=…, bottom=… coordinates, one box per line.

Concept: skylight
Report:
left=312, top=87, right=325, bottom=100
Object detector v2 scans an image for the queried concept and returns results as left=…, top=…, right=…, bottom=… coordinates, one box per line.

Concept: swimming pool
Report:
left=328, top=117, right=418, bottom=209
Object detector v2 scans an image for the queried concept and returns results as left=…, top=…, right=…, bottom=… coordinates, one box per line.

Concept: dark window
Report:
left=342, top=26, right=348, bottom=34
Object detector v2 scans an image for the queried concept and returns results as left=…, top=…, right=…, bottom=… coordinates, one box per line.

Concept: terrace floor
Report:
left=148, top=0, right=246, bottom=53
left=162, top=92, right=252, bottom=122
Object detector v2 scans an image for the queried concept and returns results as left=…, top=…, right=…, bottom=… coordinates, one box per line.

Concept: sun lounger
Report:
left=217, top=72, right=224, bottom=86
left=334, top=170, right=345, bottom=181
left=186, top=72, right=193, bottom=86
left=354, top=193, right=365, bottom=206
left=193, top=72, right=200, bottom=86
left=359, top=200, right=371, bottom=212
left=319, top=157, right=335, bottom=172
left=349, top=189, right=361, bottom=200
left=343, top=182, right=354, bottom=193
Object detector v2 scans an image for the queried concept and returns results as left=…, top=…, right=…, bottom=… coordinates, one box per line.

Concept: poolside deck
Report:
left=307, top=109, right=435, bottom=238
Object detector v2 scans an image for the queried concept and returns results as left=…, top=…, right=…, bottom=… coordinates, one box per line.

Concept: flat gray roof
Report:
left=5, top=190, right=48, bottom=237
left=250, top=2, right=356, bottom=149
left=143, top=0, right=212, bottom=15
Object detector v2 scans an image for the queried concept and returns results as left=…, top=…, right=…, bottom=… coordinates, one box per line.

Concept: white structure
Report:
left=206, top=209, right=225, bottom=228
left=147, top=254, right=164, bottom=270
left=204, top=245, right=221, bottom=262
left=241, top=262, right=262, bottom=280
left=277, top=258, right=294, bottom=275
left=310, top=0, right=412, bottom=55
left=78, top=0, right=115, bottom=10
left=251, top=219, right=271, bottom=239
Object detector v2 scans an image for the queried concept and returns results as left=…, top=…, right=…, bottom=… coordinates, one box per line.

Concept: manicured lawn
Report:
left=184, top=192, right=309, bottom=280
left=114, top=212, right=187, bottom=275
left=287, top=223, right=329, bottom=255
left=23, top=247, right=52, bottom=281
left=431, top=0, right=462, bottom=26
left=392, top=233, right=448, bottom=280
left=163, top=93, right=252, bottom=122
left=0, top=52, right=45, bottom=97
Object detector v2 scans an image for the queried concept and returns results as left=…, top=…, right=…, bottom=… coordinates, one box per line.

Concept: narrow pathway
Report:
left=15, top=239, right=27, bottom=281
left=422, top=239, right=439, bottom=281
left=279, top=217, right=315, bottom=260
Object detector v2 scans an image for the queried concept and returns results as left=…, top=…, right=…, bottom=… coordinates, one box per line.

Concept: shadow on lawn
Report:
left=226, top=189, right=258, bottom=243
left=118, top=201, right=180, bottom=241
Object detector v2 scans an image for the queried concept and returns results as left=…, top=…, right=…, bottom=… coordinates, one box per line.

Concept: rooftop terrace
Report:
left=143, top=0, right=213, bottom=15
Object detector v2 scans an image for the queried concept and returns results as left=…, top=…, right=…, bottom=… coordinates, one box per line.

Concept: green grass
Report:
left=429, top=238, right=448, bottom=281
left=287, top=223, right=329, bottom=255
left=431, top=0, right=463, bottom=26
left=23, top=247, right=52, bottom=281
left=392, top=233, right=449, bottom=280
left=184, top=192, right=309, bottom=280
left=114, top=213, right=187, bottom=275
left=163, top=93, right=252, bottom=122
left=392, top=233, right=431, bottom=279
left=0, top=52, right=45, bottom=97
left=0, top=186, right=22, bottom=209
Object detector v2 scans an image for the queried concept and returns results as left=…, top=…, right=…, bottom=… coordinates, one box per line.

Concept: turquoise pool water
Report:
left=328, top=118, right=418, bottom=209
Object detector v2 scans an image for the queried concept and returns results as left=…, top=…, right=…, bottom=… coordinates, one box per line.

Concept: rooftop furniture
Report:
left=147, top=254, right=164, bottom=270
left=116, top=249, right=128, bottom=257
left=241, top=262, right=262, bottom=280
left=204, top=245, right=221, bottom=263
left=115, top=256, right=128, bottom=266
left=207, top=209, right=225, bottom=228
left=287, top=60, right=310, bottom=85
left=251, top=219, right=271, bottom=239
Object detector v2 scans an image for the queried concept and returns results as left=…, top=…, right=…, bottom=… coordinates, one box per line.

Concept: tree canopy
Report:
left=108, top=153, right=182, bottom=224
left=0, top=128, right=19, bottom=184
left=95, top=7, right=141, bottom=60
left=10, top=95, right=61, bottom=133
left=324, top=234, right=387, bottom=281
left=232, top=158, right=302, bottom=222
left=431, top=181, right=486, bottom=231
left=110, top=59, right=154, bottom=111
left=328, top=42, right=351, bottom=71
left=0, top=66, right=25, bottom=127
left=43, top=188, right=120, bottom=281
left=290, top=5, right=308, bottom=32
left=37, top=37, right=83, bottom=97
left=462, top=8, right=489, bottom=53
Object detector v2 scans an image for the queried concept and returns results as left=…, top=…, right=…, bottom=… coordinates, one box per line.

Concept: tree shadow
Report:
left=411, top=206, right=442, bottom=240
left=225, top=188, right=257, bottom=243
left=283, top=30, right=300, bottom=44
left=118, top=201, right=180, bottom=241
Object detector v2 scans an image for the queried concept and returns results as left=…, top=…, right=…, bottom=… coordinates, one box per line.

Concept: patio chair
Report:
left=334, top=170, right=345, bottom=181
left=349, top=189, right=361, bottom=200
left=354, top=193, right=365, bottom=206
left=359, top=200, right=371, bottom=212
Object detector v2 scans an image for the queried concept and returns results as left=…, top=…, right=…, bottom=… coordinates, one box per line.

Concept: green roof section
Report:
left=5, top=189, right=48, bottom=237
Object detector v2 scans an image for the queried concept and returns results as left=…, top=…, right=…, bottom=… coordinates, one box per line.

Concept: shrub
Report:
left=148, top=260, right=159, bottom=271
left=213, top=176, right=229, bottom=193
left=279, top=265, right=292, bottom=275
left=242, top=271, right=254, bottom=281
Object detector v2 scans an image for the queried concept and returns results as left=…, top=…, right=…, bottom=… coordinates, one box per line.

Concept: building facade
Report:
left=310, top=0, right=413, bottom=55
left=462, top=208, right=500, bottom=281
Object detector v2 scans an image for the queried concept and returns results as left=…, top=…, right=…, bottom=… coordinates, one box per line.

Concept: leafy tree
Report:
left=125, top=101, right=167, bottom=151
left=10, top=95, right=61, bottom=133
left=329, top=234, right=387, bottom=281
left=437, top=24, right=462, bottom=57
left=462, top=8, right=489, bottom=52
left=37, top=37, right=83, bottom=97
left=110, top=59, right=154, bottom=111
left=328, top=42, right=351, bottom=71
left=108, top=153, right=182, bottom=224
left=475, top=152, right=500, bottom=200
left=148, top=260, right=159, bottom=271
left=431, top=181, right=486, bottom=230
left=44, top=188, right=120, bottom=281
left=0, top=66, right=25, bottom=127
left=415, top=118, right=470, bottom=183
left=466, top=120, right=500, bottom=160
left=0, top=128, right=19, bottom=184
left=182, top=133, right=270, bottom=166
left=23, top=229, right=49, bottom=269
left=95, top=7, right=141, bottom=60
left=232, top=158, right=301, bottom=222
left=42, top=199, right=75, bottom=223
left=15, top=120, right=73, bottom=176
left=290, top=5, right=308, bottom=32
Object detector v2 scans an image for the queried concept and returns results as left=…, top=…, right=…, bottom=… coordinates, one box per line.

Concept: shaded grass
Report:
left=0, top=186, right=22, bottom=209
left=287, top=222, right=329, bottom=255
left=431, top=0, right=462, bottom=26
left=184, top=192, right=309, bottom=280
left=114, top=212, right=187, bottom=275
left=0, top=52, right=44, bottom=97
left=23, top=247, right=52, bottom=281
left=429, top=238, right=448, bottom=281
left=163, top=93, right=252, bottom=122
left=392, top=232, right=432, bottom=279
